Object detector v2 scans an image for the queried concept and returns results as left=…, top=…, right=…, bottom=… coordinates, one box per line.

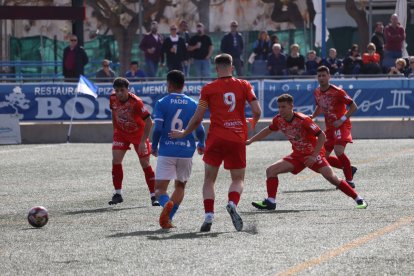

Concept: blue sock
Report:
left=158, top=194, right=169, bottom=207
left=169, top=204, right=179, bottom=220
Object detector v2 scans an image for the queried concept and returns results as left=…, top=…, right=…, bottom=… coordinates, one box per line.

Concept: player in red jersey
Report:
left=311, top=66, right=358, bottom=188
left=170, top=54, right=262, bottom=232
left=108, top=77, right=159, bottom=206
left=249, top=94, right=367, bottom=210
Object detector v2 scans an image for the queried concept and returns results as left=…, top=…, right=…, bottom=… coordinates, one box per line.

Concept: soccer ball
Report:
left=27, top=206, right=49, bottom=228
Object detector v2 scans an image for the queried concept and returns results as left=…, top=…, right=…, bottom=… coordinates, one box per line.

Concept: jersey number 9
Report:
left=224, top=92, right=236, bottom=112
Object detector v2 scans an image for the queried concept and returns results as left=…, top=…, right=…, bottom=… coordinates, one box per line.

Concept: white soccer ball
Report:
left=27, top=206, right=49, bottom=228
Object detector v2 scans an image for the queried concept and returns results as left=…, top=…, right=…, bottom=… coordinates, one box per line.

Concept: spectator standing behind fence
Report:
left=139, top=21, right=164, bottom=78
left=250, top=31, right=271, bottom=76
left=162, top=25, right=188, bottom=72
left=63, top=35, right=88, bottom=82
left=188, top=22, right=214, bottom=78
left=95, top=59, right=115, bottom=82
left=320, top=48, right=342, bottom=75
left=383, top=14, right=405, bottom=69
left=125, top=61, right=146, bottom=82
left=220, top=21, right=244, bottom=76
left=361, top=43, right=381, bottom=74
left=371, top=22, right=385, bottom=63
left=178, top=20, right=191, bottom=77
left=342, top=44, right=363, bottom=75
left=267, top=43, right=287, bottom=76
left=286, top=44, right=305, bottom=75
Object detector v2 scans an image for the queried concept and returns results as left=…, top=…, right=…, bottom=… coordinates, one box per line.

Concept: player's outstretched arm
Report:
left=310, top=105, right=322, bottom=119
left=346, top=101, right=358, bottom=118
left=246, top=126, right=272, bottom=145
left=195, top=123, right=205, bottom=155
left=139, top=116, right=153, bottom=155
left=151, top=120, right=163, bottom=157
left=247, top=100, right=262, bottom=129
left=170, top=106, right=206, bottom=139
left=304, top=131, right=326, bottom=167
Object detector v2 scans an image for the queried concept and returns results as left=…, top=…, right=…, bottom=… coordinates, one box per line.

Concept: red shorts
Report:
left=112, top=133, right=151, bottom=158
left=203, top=134, right=246, bottom=170
left=324, top=125, right=353, bottom=152
left=283, top=151, right=329, bottom=175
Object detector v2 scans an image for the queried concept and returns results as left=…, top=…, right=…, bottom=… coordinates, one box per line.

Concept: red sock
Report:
left=266, top=177, right=279, bottom=199
left=327, top=156, right=343, bottom=169
left=204, top=199, right=214, bottom=213
left=337, top=153, right=352, bottom=181
left=228, top=191, right=241, bottom=206
left=143, top=166, right=155, bottom=194
left=112, top=164, right=123, bottom=190
left=337, top=180, right=357, bottom=199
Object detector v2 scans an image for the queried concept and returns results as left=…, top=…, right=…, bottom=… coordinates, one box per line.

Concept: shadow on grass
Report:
left=241, top=209, right=315, bottom=216
left=65, top=206, right=146, bottom=215
left=107, top=229, right=229, bottom=240
left=282, top=188, right=336, bottom=194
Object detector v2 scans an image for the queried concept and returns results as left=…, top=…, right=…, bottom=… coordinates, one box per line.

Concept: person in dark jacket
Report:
left=220, top=20, right=244, bottom=76
left=63, top=35, right=89, bottom=82
left=371, top=22, right=385, bottom=63
left=139, top=21, right=164, bottom=78
left=267, top=43, right=287, bottom=76
left=162, top=24, right=188, bottom=72
left=342, top=44, right=363, bottom=75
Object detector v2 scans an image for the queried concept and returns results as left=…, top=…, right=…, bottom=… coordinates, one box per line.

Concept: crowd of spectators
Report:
left=82, top=13, right=413, bottom=82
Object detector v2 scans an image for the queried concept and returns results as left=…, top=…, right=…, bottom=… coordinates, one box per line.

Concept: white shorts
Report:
left=155, top=156, right=193, bottom=182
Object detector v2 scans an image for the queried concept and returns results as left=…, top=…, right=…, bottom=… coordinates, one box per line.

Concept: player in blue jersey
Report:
left=152, top=70, right=206, bottom=229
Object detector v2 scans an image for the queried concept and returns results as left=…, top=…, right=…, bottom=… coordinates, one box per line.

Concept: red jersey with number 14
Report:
left=110, top=92, right=150, bottom=138
left=314, top=84, right=353, bottom=128
left=269, top=112, right=323, bottom=156
left=199, top=77, right=257, bottom=142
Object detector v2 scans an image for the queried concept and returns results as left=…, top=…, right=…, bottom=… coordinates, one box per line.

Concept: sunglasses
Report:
left=103, top=64, right=110, bottom=67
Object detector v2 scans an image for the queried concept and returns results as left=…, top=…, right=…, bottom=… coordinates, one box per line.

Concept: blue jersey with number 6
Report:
left=152, top=93, right=204, bottom=158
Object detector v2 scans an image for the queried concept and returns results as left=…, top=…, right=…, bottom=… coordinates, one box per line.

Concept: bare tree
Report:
left=88, top=0, right=172, bottom=74
left=190, top=0, right=225, bottom=30
left=345, top=0, right=369, bottom=50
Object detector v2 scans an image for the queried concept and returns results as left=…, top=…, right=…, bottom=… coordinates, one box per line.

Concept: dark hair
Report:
left=167, top=70, right=185, bottom=89
left=350, top=44, right=359, bottom=52
left=130, top=61, right=138, bottom=66
left=277, top=94, right=293, bottom=103
left=113, top=77, right=129, bottom=89
left=317, top=65, right=330, bottom=74
left=214, top=53, right=233, bottom=66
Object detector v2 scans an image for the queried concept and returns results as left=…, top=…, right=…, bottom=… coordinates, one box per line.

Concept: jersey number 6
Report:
left=171, top=109, right=183, bottom=130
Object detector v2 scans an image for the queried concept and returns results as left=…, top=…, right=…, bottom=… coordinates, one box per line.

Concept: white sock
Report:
left=115, top=189, right=122, bottom=195
left=150, top=192, right=155, bottom=197
left=228, top=201, right=236, bottom=207
left=204, top=212, right=214, bottom=223
left=354, top=195, right=362, bottom=202
left=267, top=197, right=276, bottom=204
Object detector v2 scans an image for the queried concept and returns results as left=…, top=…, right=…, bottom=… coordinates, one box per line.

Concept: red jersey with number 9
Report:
left=199, top=77, right=257, bottom=142
left=110, top=92, right=150, bottom=139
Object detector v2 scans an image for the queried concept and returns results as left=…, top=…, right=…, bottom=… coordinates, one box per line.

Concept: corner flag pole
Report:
left=66, top=88, right=79, bottom=143
left=321, top=0, right=327, bottom=58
